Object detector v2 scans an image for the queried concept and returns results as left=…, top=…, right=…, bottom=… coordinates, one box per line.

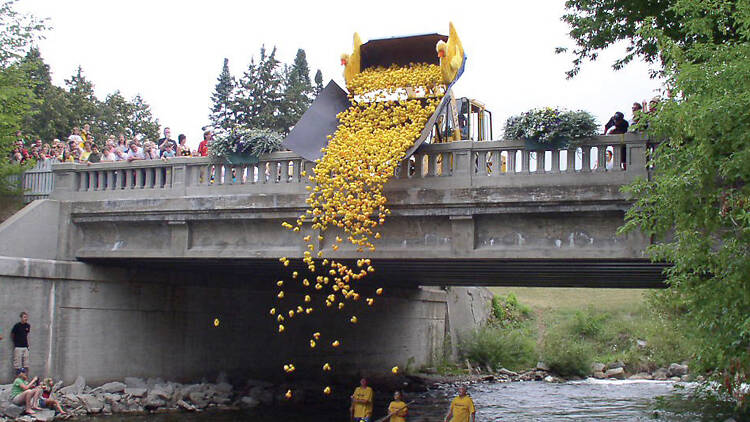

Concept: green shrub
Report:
left=491, top=294, right=532, bottom=328
left=569, top=306, right=609, bottom=339
left=460, top=325, right=536, bottom=371
left=503, top=107, right=598, bottom=144
left=542, top=333, right=594, bottom=377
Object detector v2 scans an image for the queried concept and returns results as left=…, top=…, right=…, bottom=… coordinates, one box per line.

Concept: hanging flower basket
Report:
left=503, top=107, right=598, bottom=149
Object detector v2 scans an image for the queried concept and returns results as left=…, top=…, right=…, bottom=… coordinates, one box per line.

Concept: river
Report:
left=71, top=378, right=741, bottom=421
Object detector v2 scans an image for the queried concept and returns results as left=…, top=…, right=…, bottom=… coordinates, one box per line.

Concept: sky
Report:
left=17, top=0, right=664, bottom=149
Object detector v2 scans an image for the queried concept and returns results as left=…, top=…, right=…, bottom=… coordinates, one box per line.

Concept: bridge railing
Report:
left=50, top=133, right=650, bottom=201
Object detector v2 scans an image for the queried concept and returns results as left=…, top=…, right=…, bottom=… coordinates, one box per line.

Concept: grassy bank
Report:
left=454, top=287, right=693, bottom=377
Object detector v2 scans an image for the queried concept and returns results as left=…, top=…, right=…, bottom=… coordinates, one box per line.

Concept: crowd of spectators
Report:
left=9, top=124, right=212, bottom=166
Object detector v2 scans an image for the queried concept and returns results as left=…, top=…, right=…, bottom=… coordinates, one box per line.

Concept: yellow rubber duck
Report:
left=341, top=32, right=362, bottom=87
left=435, top=22, right=464, bottom=84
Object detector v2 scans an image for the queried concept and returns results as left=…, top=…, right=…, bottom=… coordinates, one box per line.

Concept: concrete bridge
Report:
left=0, top=133, right=664, bottom=384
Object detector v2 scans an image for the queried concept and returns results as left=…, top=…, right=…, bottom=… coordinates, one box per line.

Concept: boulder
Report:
left=668, top=363, right=688, bottom=377
left=536, top=361, right=550, bottom=371
left=591, top=362, right=606, bottom=373
left=177, top=399, right=196, bottom=411
left=101, top=393, right=121, bottom=404
left=0, top=402, right=25, bottom=419
left=150, top=384, right=173, bottom=400
left=146, top=378, right=165, bottom=389
left=636, top=339, right=648, bottom=348
left=239, top=396, right=260, bottom=409
left=607, top=361, right=625, bottom=370
left=78, top=394, right=105, bottom=413
left=101, top=381, right=126, bottom=393
left=59, top=376, right=86, bottom=396
left=32, top=409, right=56, bottom=422
left=653, top=368, right=669, bottom=380
left=498, top=368, right=518, bottom=377
left=143, top=393, right=167, bottom=410
left=593, top=371, right=606, bottom=379
left=214, top=382, right=233, bottom=394
left=188, top=392, right=209, bottom=409
left=216, top=371, right=229, bottom=385
left=605, top=367, right=626, bottom=379
left=124, top=387, right=147, bottom=398
left=628, top=372, right=653, bottom=380
left=124, top=377, right=146, bottom=388
left=179, top=384, right=202, bottom=399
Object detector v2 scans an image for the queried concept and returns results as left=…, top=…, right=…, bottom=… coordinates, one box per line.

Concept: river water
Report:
left=77, top=379, right=733, bottom=421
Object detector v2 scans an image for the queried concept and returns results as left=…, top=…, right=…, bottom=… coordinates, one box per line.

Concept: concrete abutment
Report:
left=0, top=256, right=489, bottom=384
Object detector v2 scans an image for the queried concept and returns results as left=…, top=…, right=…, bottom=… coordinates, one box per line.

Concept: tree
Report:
left=99, top=90, right=132, bottom=138
left=64, top=66, right=99, bottom=132
left=128, top=94, right=160, bottom=141
left=19, top=48, right=72, bottom=141
left=562, top=0, right=750, bottom=407
left=314, top=69, right=324, bottom=96
left=234, top=46, right=285, bottom=132
left=0, top=0, right=46, bottom=195
left=209, top=58, right=236, bottom=132
left=557, top=0, right=744, bottom=78
left=279, top=49, right=314, bottom=133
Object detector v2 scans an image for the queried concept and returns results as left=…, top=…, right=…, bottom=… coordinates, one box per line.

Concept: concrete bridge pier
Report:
left=0, top=255, right=490, bottom=385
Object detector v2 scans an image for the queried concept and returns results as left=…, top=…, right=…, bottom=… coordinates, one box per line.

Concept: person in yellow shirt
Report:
left=387, top=390, right=408, bottom=422
left=350, top=377, right=374, bottom=422
left=444, top=385, right=475, bottom=422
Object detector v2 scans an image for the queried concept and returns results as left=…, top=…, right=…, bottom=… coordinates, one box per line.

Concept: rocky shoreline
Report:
left=0, top=361, right=694, bottom=421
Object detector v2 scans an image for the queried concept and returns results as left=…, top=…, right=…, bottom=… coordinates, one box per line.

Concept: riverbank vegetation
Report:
left=456, top=288, right=694, bottom=378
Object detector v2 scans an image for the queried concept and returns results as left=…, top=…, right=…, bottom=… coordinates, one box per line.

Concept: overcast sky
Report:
left=18, top=0, right=663, bottom=148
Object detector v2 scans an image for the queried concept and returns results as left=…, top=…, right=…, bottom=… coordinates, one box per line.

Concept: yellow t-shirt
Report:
left=352, top=386, right=373, bottom=418
left=449, top=395, right=475, bottom=422
left=388, top=400, right=408, bottom=422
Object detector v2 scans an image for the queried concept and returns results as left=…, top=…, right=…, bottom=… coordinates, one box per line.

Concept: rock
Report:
left=32, top=409, right=56, bottom=421
left=653, top=368, right=669, bottom=380
left=124, top=377, right=146, bottom=388
left=101, top=381, right=127, bottom=393
left=636, top=339, right=647, bottom=348
left=215, top=382, right=233, bottom=394
left=668, top=363, right=688, bottom=377
left=101, top=393, right=121, bottom=404
left=681, top=375, right=690, bottom=382
left=216, top=371, right=229, bottom=385
left=78, top=394, right=105, bottom=413
left=605, top=367, right=626, bottom=379
left=593, top=371, right=606, bottom=379
left=607, top=361, right=625, bottom=370
left=59, top=376, right=86, bottom=396
left=0, top=402, right=24, bottom=419
left=179, top=384, right=202, bottom=399
left=669, top=376, right=681, bottom=381
left=188, top=392, right=209, bottom=409
left=146, top=378, right=165, bottom=389
left=143, top=393, right=167, bottom=410
left=124, top=387, right=147, bottom=398
left=498, top=368, right=518, bottom=377
left=150, top=384, right=173, bottom=400
left=240, top=396, right=260, bottom=409
left=628, top=372, right=653, bottom=380
left=249, top=386, right=273, bottom=406
left=591, top=362, right=606, bottom=373
left=177, top=399, right=196, bottom=411
left=536, top=361, right=550, bottom=371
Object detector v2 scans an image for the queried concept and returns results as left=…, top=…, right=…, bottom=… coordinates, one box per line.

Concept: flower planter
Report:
left=226, top=152, right=259, bottom=165
left=523, top=137, right=570, bottom=151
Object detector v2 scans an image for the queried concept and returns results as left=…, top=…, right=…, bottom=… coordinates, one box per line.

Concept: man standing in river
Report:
left=444, top=385, right=475, bottom=422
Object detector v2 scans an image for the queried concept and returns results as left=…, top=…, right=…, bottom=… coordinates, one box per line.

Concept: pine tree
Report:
left=279, top=49, right=314, bottom=133
left=314, top=69, right=324, bottom=96
left=64, top=66, right=100, bottom=133
left=234, top=46, right=284, bottom=132
left=128, top=94, right=160, bottom=141
left=210, top=58, right=235, bottom=132
left=99, top=90, right=133, bottom=138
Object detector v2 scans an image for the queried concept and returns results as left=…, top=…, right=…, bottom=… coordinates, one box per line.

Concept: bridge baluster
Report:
left=551, top=150, right=561, bottom=173
left=537, top=150, right=546, bottom=173
left=613, top=144, right=623, bottom=171
left=281, top=160, right=290, bottom=183
left=596, top=146, right=606, bottom=172
left=581, top=147, right=592, bottom=172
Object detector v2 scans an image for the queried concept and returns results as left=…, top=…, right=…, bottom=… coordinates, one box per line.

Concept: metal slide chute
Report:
left=282, top=25, right=468, bottom=162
